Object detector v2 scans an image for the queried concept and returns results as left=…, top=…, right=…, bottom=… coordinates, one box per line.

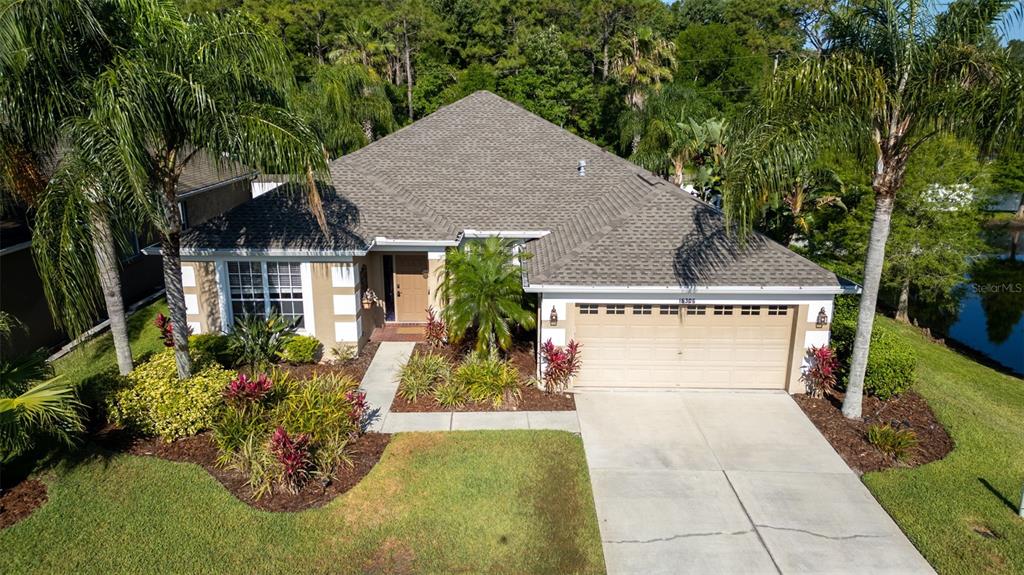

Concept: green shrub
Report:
left=279, top=335, right=322, bottom=365
left=867, top=424, right=919, bottom=460
left=433, top=380, right=469, bottom=408
left=212, top=402, right=272, bottom=464
left=450, top=355, right=521, bottom=408
left=831, top=318, right=916, bottom=400
left=106, top=349, right=233, bottom=441
left=863, top=329, right=916, bottom=399
left=397, top=353, right=450, bottom=401
left=274, top=373, right=359, bottom=472
left=228, top=314, right=296, bottom=370
left=189, top=333, right=236, bottom=368
left=223, top=431, right=277, bottom=499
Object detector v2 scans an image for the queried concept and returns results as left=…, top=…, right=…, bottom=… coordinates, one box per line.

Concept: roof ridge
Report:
left=531, top=174, right=670, bottom=282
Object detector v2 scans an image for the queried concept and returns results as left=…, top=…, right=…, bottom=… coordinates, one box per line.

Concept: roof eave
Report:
left=523, top=283, right=854, bottom=296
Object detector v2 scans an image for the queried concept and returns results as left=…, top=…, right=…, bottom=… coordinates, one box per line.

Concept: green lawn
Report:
left=14, top=302, right=604, bottom=574
left=863, top=317, right=1024, bottom=575
left=1, top=431, right=605, bottom=575
left=52, top=299, right=169, bottom=384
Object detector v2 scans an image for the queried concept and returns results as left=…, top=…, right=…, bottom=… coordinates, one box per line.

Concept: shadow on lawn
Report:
left=978, top=477, right=1019, bottom=514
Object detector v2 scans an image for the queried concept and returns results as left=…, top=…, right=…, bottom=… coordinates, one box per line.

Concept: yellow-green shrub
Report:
left=107, top=349, right=233, bottom=441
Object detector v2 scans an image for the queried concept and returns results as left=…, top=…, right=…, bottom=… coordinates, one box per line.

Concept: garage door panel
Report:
left=573, top=304, right=794, bottom=389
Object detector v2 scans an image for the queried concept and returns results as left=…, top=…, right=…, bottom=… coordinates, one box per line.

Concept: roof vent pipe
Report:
left=578, top=159, right=586, bottom=177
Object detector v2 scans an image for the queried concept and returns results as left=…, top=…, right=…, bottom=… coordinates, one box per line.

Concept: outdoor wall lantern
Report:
left=816, top=307, right=829, bottom=328
left=549, top=306, right=559, bottom=326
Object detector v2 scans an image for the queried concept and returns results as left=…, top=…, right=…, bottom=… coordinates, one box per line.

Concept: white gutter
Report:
left=523, top=283, right=857, bottom=296
left=160, top=246, right=368, bottom=258
left=460, top=229, right=551, bottom=239
left=371, top=237, right=459, bottom=247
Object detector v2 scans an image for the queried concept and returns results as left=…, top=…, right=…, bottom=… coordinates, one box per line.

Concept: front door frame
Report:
left=382, top=253, right=429, bottom=323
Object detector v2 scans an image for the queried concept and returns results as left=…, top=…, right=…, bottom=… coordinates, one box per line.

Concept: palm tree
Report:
left=0, top=0, right=169, bottom=375
left=437, top=237, right=536, bottom=356
left=0, top=377, right=84, bottom=487
left=74, top=12, right=328, bottom=379
left=723, top=0, right=1024, bottom=418
left=299, top=62, right=395, bottom=156
left=611, top=26, right=676, bottom=153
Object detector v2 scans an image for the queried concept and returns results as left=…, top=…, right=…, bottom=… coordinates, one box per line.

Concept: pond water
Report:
left=946, top=259, right=1024, bottom=377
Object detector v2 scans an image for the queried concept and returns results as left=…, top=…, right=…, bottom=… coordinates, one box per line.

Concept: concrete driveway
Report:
left=576, top=391, right=934, bottom=575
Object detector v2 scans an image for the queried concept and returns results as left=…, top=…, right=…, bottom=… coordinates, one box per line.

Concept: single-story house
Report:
left=179, top=91, right=853, bottom=393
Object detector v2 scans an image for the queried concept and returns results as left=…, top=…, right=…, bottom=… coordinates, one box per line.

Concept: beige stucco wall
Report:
left=182, top=261, right=220, bottom=334
left=179, top=251, right=452, bottom=359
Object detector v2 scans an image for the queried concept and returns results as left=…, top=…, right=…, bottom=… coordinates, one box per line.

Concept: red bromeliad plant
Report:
left=541, top=338, right=582, bottom=393
left=802, top=345, right=839, bottom=399
left=269, top=427, right=312, bottom=493
left=424, top=306, right=447, bottom=348
left=345, top=389, right=368, bottom=434
left=224, top=373, right=273, bottom=404
left=154, top=312, right=191, bottom=347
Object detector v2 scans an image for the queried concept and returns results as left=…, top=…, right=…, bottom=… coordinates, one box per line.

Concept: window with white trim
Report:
left=767, top=305, right=788, bottom=316
left=227, top=262, right=265, bottom=320
left=578, top=304, right=599, bottom=315
left=632, top=304, right=652, bottom=315
left=605, top=304, right=626, bottom=315
left=740, top=305, right=761, bottom=316
left=267, top=262, right=305, bottom=328
left=227, top=261, right=305, bottom=328
left=659, top=305, right=680, bottom=315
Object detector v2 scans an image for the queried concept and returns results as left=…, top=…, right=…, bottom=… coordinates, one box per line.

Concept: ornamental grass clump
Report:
left=541, top=339, right=582, bottom=392
left=397, top=353, right=451, bottom=402
left=213, top=370, right=368, bottom=498
left=450, top=355, right=521, bottom=408
left=867, top=423, right=919, bottom=461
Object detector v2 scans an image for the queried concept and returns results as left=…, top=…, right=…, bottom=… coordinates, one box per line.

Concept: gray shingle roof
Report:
left=182, top=91, right=839, bottom=289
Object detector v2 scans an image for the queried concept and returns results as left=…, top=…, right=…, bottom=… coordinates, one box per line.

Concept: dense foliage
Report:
left=831, top=305, right=916, bottom=400
left=106, top=349, right=234, bottom=441
left=278, top=335, right=323, bottom=365
left=438, top=237, right=536, bottom=355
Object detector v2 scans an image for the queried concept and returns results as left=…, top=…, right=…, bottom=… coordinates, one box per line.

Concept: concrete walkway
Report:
left=576, top=390, right=934, bottom=575
left=381, top=410, right=579, bottom=433
left=360, top=341, right=579, bottom=433
left=359, top=341, right=416, bottom=432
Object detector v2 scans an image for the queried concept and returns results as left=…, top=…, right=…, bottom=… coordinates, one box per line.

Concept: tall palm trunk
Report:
left=402, top=22, right=413, bottom=121
left=842, top=192, right=896, bottom=419
left=159, top=170, right=192, bottom=379
left=895, top=277, right=910, bottom=323
left=88, top=202, right=133, bottom=375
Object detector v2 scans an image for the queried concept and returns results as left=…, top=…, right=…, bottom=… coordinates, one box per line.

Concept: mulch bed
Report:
left=122, top=431, right=390, bottom=512
left=272, top=341, right=380, bottom=383
left=388, top=342, right=575, bottom=412
left=0, top=479, right=48, bottom=529
left=794, top=391, right=954, bottom=474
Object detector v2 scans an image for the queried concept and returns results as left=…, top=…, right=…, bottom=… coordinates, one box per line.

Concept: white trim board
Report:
left=526, top=284, right=853, bottom=295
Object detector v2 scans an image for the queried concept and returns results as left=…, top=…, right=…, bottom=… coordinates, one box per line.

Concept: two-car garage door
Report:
left=572, top=303, right=796, bottom=389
